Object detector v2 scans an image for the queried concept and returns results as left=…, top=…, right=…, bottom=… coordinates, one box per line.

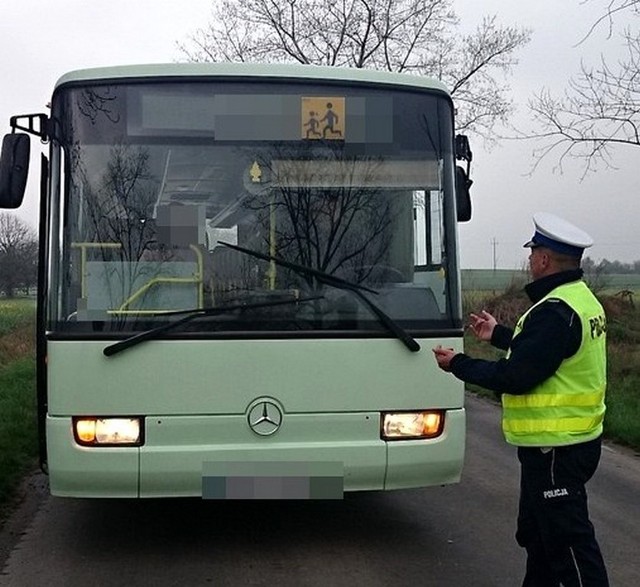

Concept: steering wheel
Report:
left=353, top=264, right=405, bottom=283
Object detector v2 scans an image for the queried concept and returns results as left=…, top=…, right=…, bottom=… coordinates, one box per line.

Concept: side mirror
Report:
left=0, top=133, right=30, bottom=209
left=455, top=166, right=472, bottom=222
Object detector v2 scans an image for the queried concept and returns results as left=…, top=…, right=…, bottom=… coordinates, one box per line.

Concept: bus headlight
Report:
left=381, top=411, right=444, bottom=440
left=73, top=417, right=143, bottom=446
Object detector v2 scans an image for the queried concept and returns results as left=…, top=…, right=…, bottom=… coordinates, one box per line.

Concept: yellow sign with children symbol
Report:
left=301, top=97, right=345, bottom=140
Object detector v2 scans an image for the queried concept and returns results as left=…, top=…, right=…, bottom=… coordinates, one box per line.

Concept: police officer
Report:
left=433, top=212, right=609, bottom=586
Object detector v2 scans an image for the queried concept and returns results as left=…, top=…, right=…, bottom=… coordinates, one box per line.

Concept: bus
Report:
left=0, top=63, right=473, bottom=498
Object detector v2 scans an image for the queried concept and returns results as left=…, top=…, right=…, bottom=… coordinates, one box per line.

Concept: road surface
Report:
left=1, top=394, right=638, bottom=586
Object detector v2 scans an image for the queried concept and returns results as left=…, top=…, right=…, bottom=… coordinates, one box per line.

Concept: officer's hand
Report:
left=469, top=310, right=497, bottom=342
left=432, top=345, right=456, bottom=372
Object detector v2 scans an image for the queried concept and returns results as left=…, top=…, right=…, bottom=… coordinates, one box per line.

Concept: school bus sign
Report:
left=301, top=97, right=345, bottom=140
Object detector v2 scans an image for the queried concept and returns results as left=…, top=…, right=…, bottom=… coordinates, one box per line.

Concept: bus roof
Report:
left=54, top=62, right=451, bottom=95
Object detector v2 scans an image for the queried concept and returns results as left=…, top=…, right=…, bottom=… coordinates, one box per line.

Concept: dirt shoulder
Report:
left=0, top=469, right=48, bottom=573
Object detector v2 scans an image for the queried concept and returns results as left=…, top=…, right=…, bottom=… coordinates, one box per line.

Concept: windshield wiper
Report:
left=103, top=296, right=323, bottom=358
left=219, top=242, right=420, bottom=353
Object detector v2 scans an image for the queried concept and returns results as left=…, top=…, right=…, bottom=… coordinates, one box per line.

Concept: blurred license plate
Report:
left=202, top=461, right=343, bottom=499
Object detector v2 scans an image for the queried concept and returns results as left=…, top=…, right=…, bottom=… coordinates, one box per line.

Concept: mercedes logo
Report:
left=247, top=400, right=283, bottom=436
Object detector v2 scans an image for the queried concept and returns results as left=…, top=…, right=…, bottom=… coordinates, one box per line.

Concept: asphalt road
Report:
left=1, top=394, right=638, bottom=586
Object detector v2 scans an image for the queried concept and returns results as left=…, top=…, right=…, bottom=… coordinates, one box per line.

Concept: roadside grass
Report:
left=0, top=300, right=37, bottom=513
left=0, top=298, right=36, bottom=339
left=0, top=358, right=37, bottom=504
left=600, top=296, right=640, bottom=448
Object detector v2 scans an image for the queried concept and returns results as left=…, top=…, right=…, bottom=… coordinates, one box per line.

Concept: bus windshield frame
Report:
left=47, top=78, right=462, bottom=337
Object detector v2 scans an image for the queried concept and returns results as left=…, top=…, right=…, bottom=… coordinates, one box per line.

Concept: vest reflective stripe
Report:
left=502, top=281, right=607, bottom=447
left=503, top=413, right=605, bottom=434
left=503, top=391, right=604, bottom=408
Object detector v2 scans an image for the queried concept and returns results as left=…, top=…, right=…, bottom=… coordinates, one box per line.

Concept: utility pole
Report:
left=491, top=237, right=498, bottom=272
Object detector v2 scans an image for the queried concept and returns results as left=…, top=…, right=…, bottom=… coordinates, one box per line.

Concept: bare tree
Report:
left=0, top=213, right=38, bottom=297
left=178, top=0, right=530, bottom=138
left=527, top=0, right=640, bottom=174
left=82, top=144, right=157, bottom=262
left=247, top=168, right=394, bottom=287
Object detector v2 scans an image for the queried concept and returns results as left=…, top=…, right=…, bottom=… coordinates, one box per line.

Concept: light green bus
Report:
left=0, top=63, right=472, bottom=498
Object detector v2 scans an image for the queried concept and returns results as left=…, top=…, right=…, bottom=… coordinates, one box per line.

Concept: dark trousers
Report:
left=516, top=437, right=609, bottom=587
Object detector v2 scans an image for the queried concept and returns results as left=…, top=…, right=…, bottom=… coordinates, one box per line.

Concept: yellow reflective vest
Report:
left=502, top=281, right=607, bottom=447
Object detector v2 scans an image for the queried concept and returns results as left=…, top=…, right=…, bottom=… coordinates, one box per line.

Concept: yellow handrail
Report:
left=72, top=242, right=204, bottom=314
left=71, top=242, right=122, bottom=298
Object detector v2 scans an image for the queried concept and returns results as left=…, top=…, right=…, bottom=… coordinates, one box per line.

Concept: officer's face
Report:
left=528, top=246, right=548, bottom=280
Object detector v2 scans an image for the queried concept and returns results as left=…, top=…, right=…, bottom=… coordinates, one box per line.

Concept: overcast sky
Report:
left=1, top=0, right=636, bottom=269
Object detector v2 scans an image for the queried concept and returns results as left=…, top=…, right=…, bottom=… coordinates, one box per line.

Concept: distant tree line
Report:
left=0, top=213, right=38, bottom=297
left=582, top=257, right=640, bottom=275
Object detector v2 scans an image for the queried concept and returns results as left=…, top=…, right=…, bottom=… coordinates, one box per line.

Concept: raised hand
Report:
left=468, top=310, right=497, bottom=342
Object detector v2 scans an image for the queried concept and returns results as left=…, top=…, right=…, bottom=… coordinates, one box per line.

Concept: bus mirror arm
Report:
left=455, top=134, right=472, bottom=169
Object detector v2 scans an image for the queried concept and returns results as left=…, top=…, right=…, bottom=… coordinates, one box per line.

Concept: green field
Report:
left=462, top=270, right=640, bottom=294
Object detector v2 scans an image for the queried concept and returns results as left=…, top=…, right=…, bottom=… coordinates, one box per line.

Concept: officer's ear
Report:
left=540, top=250, right=552, bottom=269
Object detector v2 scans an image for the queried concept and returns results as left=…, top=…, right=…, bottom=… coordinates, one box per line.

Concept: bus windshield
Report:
left=50, top=80, right=460, bottom=335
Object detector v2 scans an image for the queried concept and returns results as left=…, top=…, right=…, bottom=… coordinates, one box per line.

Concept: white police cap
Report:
left=523, top=212, right=593, bottom=257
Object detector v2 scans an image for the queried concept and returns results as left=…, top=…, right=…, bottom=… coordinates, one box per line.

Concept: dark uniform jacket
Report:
left=449, top=269, right=584, bottom=396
